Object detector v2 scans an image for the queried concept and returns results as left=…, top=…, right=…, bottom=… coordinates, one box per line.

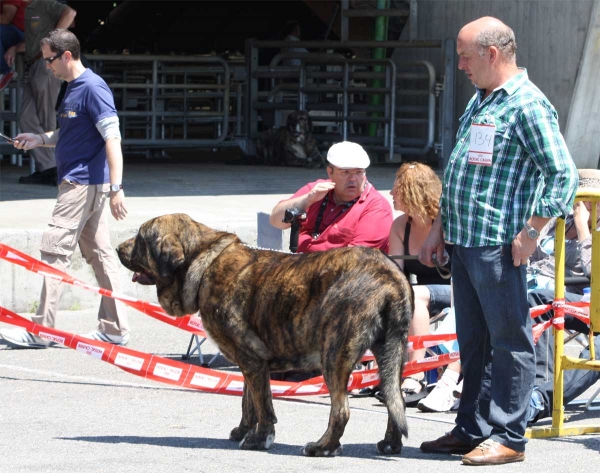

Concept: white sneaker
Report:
left=81, top=331, right=130, bottom=346
left=417, top=380, right=460, bottom=412
left=453, top=379, right=463, bottom=398
left=0, top=327, right=51, bottom=349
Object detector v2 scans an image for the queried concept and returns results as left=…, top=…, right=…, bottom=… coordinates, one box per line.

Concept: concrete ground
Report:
left=1, top=151, right=600, bottom=472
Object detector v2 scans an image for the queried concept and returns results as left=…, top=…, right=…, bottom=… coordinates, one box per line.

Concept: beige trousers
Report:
left=33, top=181, right=129, bottom=336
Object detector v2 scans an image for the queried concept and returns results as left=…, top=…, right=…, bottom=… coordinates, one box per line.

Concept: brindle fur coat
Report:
left=117, top=213, right=413, bottom=456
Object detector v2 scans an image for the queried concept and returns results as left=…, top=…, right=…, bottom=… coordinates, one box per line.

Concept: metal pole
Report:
left=441, top=38, right=456, bottom=169
left=368, top=0, right=389, bottom=140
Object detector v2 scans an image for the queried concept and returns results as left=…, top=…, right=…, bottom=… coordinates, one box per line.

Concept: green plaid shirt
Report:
left=441, top=69, right=578, bottom=247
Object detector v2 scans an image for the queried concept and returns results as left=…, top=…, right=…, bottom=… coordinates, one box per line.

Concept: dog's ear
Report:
left=153, top=234, right=185, bottom=278
left=286, top=111, right=297, bottom=131
left=306, top=113, right=313, bottom=132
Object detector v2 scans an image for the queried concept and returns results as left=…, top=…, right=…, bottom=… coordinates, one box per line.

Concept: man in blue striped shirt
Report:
left=419, top=17, right=578, bottom=465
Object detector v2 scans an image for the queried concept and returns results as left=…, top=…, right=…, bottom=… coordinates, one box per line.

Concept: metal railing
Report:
left=244, top=38, right=455, bottom=164
left=87, top=54, right=242, bottom=150
left=4, top=39, right=456, bottom=166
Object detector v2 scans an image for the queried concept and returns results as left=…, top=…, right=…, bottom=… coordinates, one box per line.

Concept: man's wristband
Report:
left=39, top=134, right=46, bottom=146
left=110, top=184, right=123, bottom=193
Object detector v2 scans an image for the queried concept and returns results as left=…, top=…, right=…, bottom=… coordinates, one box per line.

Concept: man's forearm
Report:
left=528, top=216, right=552, bottom=233
left=105, top=137, right=124, bottom=185
left=0, top=5, right=17, bottom=24
left=56, top=6, right=77, bottom=29
left=270, top=195, right=311, bottom=229
left=39, top=130, right=60, bottom=147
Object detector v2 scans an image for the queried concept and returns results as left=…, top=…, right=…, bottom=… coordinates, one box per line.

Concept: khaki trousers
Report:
left=33, top=181, right=129, bottom=336
left=18, top=58, right=62, bottom=172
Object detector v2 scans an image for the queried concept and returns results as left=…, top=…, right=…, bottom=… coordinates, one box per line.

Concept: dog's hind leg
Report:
left=230, top=383, right=257, bottom=442
left=237, top=363, right=278, bottom=450
left=373, top=323, right=409, bottom=455
left=301, top=354, right=355, bottom=457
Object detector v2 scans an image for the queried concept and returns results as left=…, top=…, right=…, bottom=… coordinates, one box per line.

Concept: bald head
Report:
left=459, top=17, right=517, bottom=64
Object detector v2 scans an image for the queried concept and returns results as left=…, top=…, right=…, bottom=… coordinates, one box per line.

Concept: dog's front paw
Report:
left=301, top=441, right=343, bottom=457
left=376, top=439, right=403, bottom=455
left=238, top=425, right=275, bottom=450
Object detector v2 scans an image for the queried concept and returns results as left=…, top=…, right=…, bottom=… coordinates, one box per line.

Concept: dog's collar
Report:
left=181, top=234, right=238, bottom=313
left=242, top=244, right=291, bottom=254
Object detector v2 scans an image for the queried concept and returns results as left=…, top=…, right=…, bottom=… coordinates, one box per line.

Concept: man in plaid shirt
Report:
left=419, top=17, right=578, bottom=465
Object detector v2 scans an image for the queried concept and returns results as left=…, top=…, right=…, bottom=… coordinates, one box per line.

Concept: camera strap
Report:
left=312, top=191, right=360, bottom=239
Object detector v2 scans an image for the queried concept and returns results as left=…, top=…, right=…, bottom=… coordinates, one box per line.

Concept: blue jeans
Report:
left=0, top=24, right=24, bottom=74
left=450, top=245, right=535, bottom=453
left=425, top=284, right=452, bottom=315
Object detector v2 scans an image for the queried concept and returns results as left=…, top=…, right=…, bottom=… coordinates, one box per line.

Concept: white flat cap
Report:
left=326, top=141, right=370, bottom=169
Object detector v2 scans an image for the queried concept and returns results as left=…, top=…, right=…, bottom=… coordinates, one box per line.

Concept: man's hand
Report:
left=4, top=45, right=16, bottom=68
left=419, top=216, right=445, bottom=268
left=109, top=191, right=127, bottom=221
left=12, top=133, right=43, bottom=150
left=511, top=229, right=538, bottom=267
left=305, top=181, right=335, bottom=206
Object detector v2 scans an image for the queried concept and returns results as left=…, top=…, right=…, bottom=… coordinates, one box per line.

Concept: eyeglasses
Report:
left=44, top=52, right=64, bottom=64
left=332, top=167, right=366, bottom=179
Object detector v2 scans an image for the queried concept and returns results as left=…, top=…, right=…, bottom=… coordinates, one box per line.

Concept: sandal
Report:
left=401, top=375, right=428, bottom=407
left=351, top=386, right=380, bottom=398
left=374, top=376, right=428, bottom=406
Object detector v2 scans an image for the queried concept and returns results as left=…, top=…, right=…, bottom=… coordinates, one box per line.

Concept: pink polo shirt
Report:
left=287, top=179, right=392, bottom=253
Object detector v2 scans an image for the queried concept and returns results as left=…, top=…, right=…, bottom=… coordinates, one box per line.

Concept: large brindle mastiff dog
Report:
left=117, top=213, right=412, bottom=456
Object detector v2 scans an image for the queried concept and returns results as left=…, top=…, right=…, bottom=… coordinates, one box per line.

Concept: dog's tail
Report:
left=377, top=288, right=412, bottom=439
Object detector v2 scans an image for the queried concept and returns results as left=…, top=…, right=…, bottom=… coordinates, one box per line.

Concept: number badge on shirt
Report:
left=468, top=123, right=495, bottom=166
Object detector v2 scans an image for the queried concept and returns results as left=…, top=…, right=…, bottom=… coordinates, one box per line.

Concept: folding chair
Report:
left=182, top=334, right=220, bottom=367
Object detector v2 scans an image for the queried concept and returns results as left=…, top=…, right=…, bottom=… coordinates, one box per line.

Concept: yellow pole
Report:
left=551, top=217, right=566, bottom=429
left=589, top=197, right=599, bottom=360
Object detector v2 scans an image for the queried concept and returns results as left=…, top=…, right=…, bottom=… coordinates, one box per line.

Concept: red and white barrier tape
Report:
left=0, top=242, right=459, bottom=354
left=0, top=242, right=207, bottom=336
left=0, top=305, right=459, bottom=393
left=0, top=242, right=460, bottom=393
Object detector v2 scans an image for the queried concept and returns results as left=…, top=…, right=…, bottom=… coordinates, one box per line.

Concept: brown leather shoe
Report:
left=462, top=439, right=525, bottom=465
left=420, top=432, right=473, bottom=454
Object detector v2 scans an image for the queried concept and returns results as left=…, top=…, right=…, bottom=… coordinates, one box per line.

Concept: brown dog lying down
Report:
left=117, top=213, right=412, bottom=456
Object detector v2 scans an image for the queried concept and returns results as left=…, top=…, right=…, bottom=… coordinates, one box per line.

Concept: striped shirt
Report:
left=441, top=69, right=578, bottom=247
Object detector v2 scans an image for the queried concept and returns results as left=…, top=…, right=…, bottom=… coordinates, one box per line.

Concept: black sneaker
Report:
left=18, top=166, right=57, bottom=185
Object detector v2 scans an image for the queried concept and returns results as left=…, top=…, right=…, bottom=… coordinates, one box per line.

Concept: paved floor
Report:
left=1, top=152, right=600, bottom=472
left=0, top=150, right=402, bottom=234
left=1, top=308, right=599, bottom=473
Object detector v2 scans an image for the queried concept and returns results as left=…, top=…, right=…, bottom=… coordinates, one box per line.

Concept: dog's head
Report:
left=286, top=110, right=312, bottom=141
left=117, top=213, right=237, bottom=316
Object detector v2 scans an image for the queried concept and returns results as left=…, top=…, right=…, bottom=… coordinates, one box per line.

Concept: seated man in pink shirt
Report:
left=270, top=141, right=392, bottom=253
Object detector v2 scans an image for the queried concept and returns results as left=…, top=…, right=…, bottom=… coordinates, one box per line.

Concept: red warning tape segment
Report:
left=529, top=300, right=591, bottom=344
left=0, top=242, right=459, bottom=354
left=0, top=242, right=208, bottom=337
left=0, top=305, right=459, bottom=393
left=6, top=242, right=589, bottom=391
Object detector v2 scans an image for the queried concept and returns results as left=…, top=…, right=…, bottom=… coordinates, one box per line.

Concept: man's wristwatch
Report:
left=110, top=184, right=123, bottom=193
left=524, top=222, right=540, bottom=239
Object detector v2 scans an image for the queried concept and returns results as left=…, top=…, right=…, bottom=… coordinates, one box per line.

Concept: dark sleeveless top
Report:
left=403, top=221, right=452, bottom=285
